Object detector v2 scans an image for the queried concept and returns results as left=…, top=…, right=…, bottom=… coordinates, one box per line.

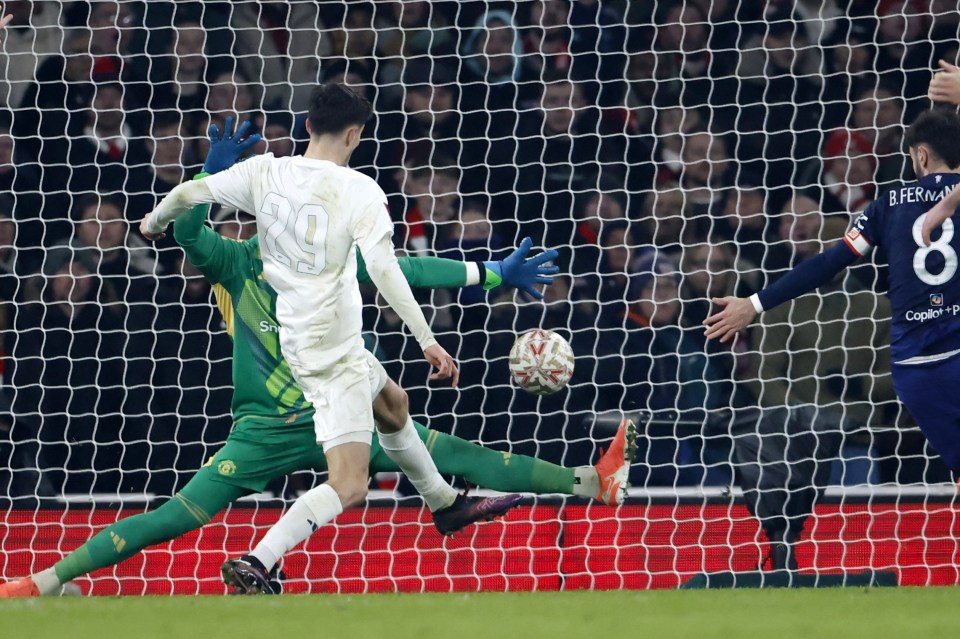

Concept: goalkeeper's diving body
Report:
left=704, top=109, right=960, bottom=477
left=0, top=103, right=635, bottom=598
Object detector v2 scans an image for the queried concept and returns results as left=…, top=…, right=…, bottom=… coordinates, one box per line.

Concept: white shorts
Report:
left=288, top=348, right=389, bottom=452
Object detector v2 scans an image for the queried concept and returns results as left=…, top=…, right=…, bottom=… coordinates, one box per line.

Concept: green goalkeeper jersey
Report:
left=172, top=204, right=473, bottom=426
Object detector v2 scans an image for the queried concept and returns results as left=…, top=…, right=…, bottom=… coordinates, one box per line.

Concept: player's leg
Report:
left=371, top=369, right=522, bottom=534
left=225, top=439, right=370, bottom=594
left=893, top=359, right=960, bottom=474
left=0, top=470, right=246, bottom=597
left=371, top=419, right=638, bottom=505
left=224, top=359, right=377, bottom=594
left=372, top=377, right=459, bottom=511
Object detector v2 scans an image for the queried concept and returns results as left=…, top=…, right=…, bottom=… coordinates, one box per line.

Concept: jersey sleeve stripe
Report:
left=843, top=230, right=872, bottom=256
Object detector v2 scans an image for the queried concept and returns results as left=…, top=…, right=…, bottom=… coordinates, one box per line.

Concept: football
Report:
left=508, top=329, right=575, bottom=395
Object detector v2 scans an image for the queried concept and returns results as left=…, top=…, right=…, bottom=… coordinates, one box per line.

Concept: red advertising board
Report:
left=1, top=502, right=957, bottom=595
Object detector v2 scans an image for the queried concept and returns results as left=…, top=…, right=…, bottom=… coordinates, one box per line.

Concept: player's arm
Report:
left=173, top=119, right=262, bottom=283
left=353, top=192, right=458, bottom=386
left=922, top=60, right=960, bottom=244
left=703, top=241, right=860, bottom=343
left=355, top=237, right=559, bottom=297
left=142, top=118, right=261, bottom=241
left=922, top=184, right=960, bottom=246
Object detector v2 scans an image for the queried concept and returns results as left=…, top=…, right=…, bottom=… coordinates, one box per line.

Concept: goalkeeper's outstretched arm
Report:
left=703, top=241, right=859, bottom=343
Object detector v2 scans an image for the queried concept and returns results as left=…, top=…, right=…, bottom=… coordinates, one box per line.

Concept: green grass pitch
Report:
left=2, top=588, right=956, bottom=639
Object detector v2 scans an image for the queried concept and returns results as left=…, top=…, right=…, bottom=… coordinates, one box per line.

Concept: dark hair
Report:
left=151, top=110, right=183, bottom=132
left=904, top=109, right=960, bottom=169
left=71, top=194, right=125, bottom=221
left=307, top=83, right=373, bottom=137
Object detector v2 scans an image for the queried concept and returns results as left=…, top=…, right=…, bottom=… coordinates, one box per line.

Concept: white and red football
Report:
left=508, top=329, right=575, bottom=395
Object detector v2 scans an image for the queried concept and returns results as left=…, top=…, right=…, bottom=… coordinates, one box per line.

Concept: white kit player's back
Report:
left=212, top=153, right=395, bottom=369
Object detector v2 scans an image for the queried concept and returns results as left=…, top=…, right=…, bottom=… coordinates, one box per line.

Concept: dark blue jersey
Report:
left=847, top=172, right=960, bottom=363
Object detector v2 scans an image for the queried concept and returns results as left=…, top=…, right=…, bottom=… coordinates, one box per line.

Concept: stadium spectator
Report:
left=813, top=129, right=877, bottom=213
left=204, top=70, right=261, bottom=134
left=148, top=19, right=220, bottom=129
left=60, top=194, right=164, bottom=303
left=596, top=252, right=726, bottom=486
left=765, top=192, right=827, bottom=276
left=393, top=157, right=460, bottom=255
left=16, top=28, right=95, bottom=162
left=0, top=210, right=23, bottom=295
left=228, top=1, right=329, bottom=112
left=146, top=253, right=233, bottom=493
left=650, top=106, right=703, bottom=179
left=569, top=186, right=629, bottom=277
left=712, top=172, right=778, bottom=277
left=326, top=4, right=380, bottom=84
left=574, top=220, right=641, bottom=326
left=849, top=84, right=907, bottom=187
left=211, top=206, right=256, bottom=242
left=677, top=129, right=733, bottom=221
left=524, top=0, right=574, bottom=78
left=0, top=0, right=63, bottom=111
left=45, top=81, right=151, bottom=203
left=511, top=78, right=626, bottom=249
left=679, top=241, right=758, bottom=407
left=820, top=18, right=877, bottom=132
left=638, top=181, right=687, bottom=258
left=654, top=1, right=735, bottom=111
left=459, top=10, right=537, bottom=114
left=377, top=0, right=456, bottom=103
left=0, top=123, right=45, bottom=253
left=260, top=112, right=296, bottom=158
left=379, top=0, right=455, bottom=59
left=733, top=7, right=825, bottom=191
left=874, top=0, right=934, bottom=121
left=9, top=247, right=126, bottom=494
left=378, top=61, right=463, bottom=179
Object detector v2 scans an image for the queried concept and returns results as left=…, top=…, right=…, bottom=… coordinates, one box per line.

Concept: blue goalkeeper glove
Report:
left=483, top=237, right=560, bottom=300
left=202, top=117, right=262, bottom=175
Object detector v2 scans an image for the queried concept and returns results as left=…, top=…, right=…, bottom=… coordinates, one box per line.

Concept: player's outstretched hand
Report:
left=928, top=59, right=960, bottom=105
left=0, top=14, right=13, bottom=35
left=485, top=237, right=560, bottom=299
left=203, top=116, right=262, bottom=175
left=424, top=343, right=460, bottom=388
left=703, top=296, right=756, bottom=343
left=139, top=213, right=165, bottom=241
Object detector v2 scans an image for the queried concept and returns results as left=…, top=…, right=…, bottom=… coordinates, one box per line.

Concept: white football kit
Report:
left=146, top=154, right=438, bottom=448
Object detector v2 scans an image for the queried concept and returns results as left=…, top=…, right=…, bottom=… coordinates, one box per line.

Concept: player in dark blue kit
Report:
left=704, top=109, right=960, bottom=474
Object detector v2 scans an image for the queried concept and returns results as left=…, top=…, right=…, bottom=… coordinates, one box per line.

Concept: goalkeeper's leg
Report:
left=1, top=473, right=246, bottom=596
left=371, top=419, right=637, bottom=505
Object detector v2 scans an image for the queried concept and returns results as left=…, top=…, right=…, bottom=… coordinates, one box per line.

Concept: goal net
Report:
left=1, top=0, right=960, bottom=594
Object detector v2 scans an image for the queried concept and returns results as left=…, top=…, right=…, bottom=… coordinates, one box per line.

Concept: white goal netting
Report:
left=1, top=0, right=960, bottom=594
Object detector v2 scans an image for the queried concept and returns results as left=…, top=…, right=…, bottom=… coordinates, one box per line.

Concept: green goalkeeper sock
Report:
left=45, top=477, right=244, bottom=592
left=412, top=424, right=576, bottom=494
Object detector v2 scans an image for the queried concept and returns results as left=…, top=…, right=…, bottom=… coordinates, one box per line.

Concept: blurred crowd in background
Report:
left=0, top=0, right=957, bottom=499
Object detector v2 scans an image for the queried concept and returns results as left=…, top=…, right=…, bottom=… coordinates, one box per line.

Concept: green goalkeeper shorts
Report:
left=195, top=413, right=397, bottom=493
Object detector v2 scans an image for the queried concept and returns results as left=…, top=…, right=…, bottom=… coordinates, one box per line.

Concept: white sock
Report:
left=31, top=567, right=61, bottom=595
left=377, top=417, right=457, bottom=512
left=250, top=483, right=343, bottom=572
left=572, top=467, right=600, bottom=499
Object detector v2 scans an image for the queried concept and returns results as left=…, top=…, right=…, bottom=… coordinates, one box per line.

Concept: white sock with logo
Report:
left=572, top=467, right=600, bottom=499
left=250, top=483, right=343, bottom=572
left=377, top=417, right=457, bottom=512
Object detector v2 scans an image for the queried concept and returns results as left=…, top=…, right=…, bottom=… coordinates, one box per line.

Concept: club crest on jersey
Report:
left=931, top=293, right=944, bottom=307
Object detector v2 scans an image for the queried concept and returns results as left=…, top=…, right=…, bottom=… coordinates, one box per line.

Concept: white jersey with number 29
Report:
left=203, top=153, right=436, bottom=371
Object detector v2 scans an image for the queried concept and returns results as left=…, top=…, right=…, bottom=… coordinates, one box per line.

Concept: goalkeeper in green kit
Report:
left=0, top=120, right=636, bottom=598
